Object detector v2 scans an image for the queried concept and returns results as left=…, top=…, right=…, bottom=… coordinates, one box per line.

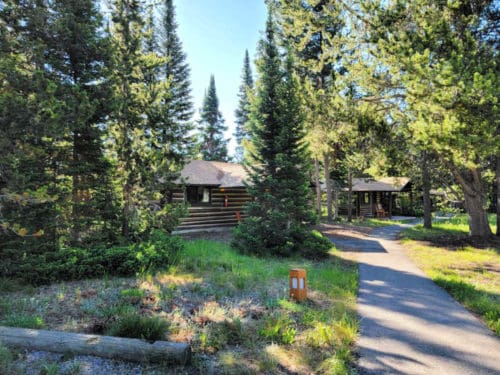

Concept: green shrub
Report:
left=107, top=314, right=169, bottom=342
left=1, top=314, right=44, bottom=329
left=298, top=230, right=332, bottom=260
left=233, top=222, right=331, bottom=259
left=232, top=216, right=295, bottom=257
left=1, top=231, right=184, bottom=284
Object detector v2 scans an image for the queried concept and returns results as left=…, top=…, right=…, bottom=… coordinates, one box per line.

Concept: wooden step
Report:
left=185, top=210, right=245, bottom=217
left=187, top=206, right=245, bottom=213
left=180, top=216, right=244, bottom=224
left=176, top=221, right=239, bottom=230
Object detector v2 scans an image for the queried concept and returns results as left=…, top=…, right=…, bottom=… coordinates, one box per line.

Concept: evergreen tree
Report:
left=278, top=0, right=347, bottom=221
left=48, top=0, right=115, bottom=244
left=0, top=0, right=62, bottom=249
left=160, top=0, right=194, bottom=128
left=234, top=49, right=254, bottom=162
left=198, top=75, right=228, bottom=161
left=152, top=0, right=195, bottom=201
left=109, top=0, right=151, bottom=239
left=233, top=12, right=323, bottom=258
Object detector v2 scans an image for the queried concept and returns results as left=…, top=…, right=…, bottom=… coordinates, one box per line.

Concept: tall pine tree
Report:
left=160, top=0, right=193, bottom=128
left=48, top=0, right=115, bottom=244
left=109, top=0, right=151, bottom=239
left=278, top=0, right=347, bottom=221
left=233, top=11, right=321, bottom=258
left=149, top=0, right=195, bottom=204
left=234, top=49, right=254, bottom=163
left=0, top=0, right=64, bottom=249
left=198, top=75, right=228, bottom=161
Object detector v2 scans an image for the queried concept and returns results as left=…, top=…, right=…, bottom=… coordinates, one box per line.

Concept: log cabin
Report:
left=171, top=160, right=251, bottom=232
left=344, top=177, right=412, bottom=218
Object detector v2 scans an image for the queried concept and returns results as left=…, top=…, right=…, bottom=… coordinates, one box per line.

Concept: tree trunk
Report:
left=331, top=150, right=338, bottom=220
left=122, top=183, right=131, bottom=239
left=452, top=167, right=492, bottom=238
left=71, top=175, right=82, bottom=243
left=422, top=151, right=432, bottom=229
left=314, top=157, right=321, bottom=217
left=323, top=152, right=333, bottom=221
left=347, top=167, right=353, bottom=222
left=71, top=130, right=86, bottom=244
left=496, top=155, right=500, bottom=236
left=333, top=187, right=338, bottom=221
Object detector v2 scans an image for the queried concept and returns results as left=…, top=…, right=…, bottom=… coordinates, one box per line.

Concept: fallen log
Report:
left=0, top=326, right=190, bottom=365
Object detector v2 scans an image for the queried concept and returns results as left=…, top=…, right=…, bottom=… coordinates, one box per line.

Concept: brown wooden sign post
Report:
left=289, top=269, right=307, bottom=301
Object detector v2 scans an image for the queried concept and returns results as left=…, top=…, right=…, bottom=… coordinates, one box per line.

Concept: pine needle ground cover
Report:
left=401, top=215, right=499, bottom=335
left=0, top=237, right=358, bottom=374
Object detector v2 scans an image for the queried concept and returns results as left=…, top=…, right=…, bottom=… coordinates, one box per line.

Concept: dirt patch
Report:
left=316, top=223, right=374, bottom=239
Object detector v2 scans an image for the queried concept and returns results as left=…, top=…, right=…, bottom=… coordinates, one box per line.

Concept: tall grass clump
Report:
left=107, top=314, right=169, bottom=342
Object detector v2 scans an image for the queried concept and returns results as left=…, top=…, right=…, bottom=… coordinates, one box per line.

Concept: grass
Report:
left=402, top=213, right=496, bottom=240
left=0, top=233, right=358, bottom=374
left=355, top=217, right=416, bottom=227
left=179, top=239, right=359, bottom=373
left=107, top=314, right=169, bottom=342
left=0, top=342, right=14, bottom=374
left=401, top=214, right=500, bottom=335
left=323, top=216, right=416, bottom=229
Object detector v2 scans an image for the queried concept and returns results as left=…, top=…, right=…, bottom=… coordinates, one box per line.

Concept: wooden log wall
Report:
left=173, top=187, right=252, bottom=231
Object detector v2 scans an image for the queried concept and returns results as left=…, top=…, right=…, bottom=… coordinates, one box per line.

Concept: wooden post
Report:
left=0, top=326, right=191, bottom=364
left=289, top=269, right=307, bottom=301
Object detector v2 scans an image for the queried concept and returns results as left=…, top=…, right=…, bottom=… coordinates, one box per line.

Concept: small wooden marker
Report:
left=289, top=268, right=307, bottom=301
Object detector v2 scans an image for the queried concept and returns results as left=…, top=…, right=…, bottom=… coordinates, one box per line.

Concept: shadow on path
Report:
left=327, top=224, right=500, bottom=375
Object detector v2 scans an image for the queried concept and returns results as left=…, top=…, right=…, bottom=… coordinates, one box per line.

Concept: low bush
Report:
left=1, top=314, right=44, bottom=329
left=299, top=230, right=332, bottom=260
left=232, top=223, right=332, bottom=259
left=106, top=314, right=169, bottom=342
left=1, top=231, right=184, bottom=285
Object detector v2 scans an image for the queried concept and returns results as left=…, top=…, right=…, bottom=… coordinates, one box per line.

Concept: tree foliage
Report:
left=234, top=50, right=254, bottom=163
left=355, top=0, right=499, bottom=237
left=233, top=12, right=327, bottom=258
left=0, top=0, right=194, bottom=255
left=198, top=75, right=229, bottom=161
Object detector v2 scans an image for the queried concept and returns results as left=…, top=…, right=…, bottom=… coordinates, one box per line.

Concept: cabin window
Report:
left=186, top=186, right=211, bottom=204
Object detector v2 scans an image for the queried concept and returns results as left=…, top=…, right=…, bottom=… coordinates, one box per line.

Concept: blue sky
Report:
left=175, top=0, right=268, bottom=157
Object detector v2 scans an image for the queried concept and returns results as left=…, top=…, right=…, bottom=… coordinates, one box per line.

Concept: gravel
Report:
left=11, top=349, right=180, bottom=375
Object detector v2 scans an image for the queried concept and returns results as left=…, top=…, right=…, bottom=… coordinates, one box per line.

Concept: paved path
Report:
left=330, top=224, right=500, bottom=375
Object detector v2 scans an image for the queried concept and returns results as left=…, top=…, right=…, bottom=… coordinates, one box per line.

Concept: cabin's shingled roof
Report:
left=351, top=177, right=411, bottom=192
left=178, top=160, right=248, bottom=187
